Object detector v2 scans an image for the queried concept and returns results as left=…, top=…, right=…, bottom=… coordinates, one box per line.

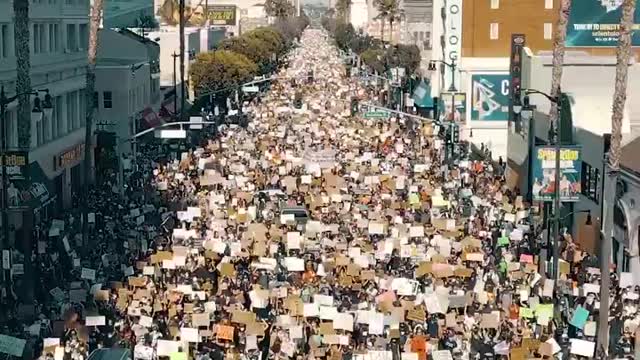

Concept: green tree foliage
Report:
left=335, top=0, right=352, bottom=23
left=190, top=50, right=258, bottom=93
left=219, top=35, right=272, bottom=73
left=384, top=44, right=421, bottom=74
left=264, top=0, right=294, bottom=19
left=360, top=48, right=386, bottom=74
left=333, top=22, right=355, bottom=50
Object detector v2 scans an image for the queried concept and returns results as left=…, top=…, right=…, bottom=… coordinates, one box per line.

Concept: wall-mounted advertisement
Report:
left=567, top=0, right=640, bottom=47
left=531, top=146, right=582, bottom=202
left=470, top=74, right=510, bottom=121
left=207, top=5, right=237, bottom=26
left=438, top=92, right=466, bottom=123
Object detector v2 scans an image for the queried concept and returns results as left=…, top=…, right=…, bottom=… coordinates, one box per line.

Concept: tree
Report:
left=219, top=36, right=272, bottom=73
left=82, top=0, right=104, bottom=249
left=385, top=44, right=420, bottom=75
left=548, top=0, right=571, bottom=127
left=134, top=14, right=159, bottom=37
left=599, top=0, right=636, bottom=353
left=265, top=0, right=294, bottom=20
left=373, top=0, right=400, bottom=43
left=360, top=48, right=386, bottom=74
left=190, top=50, right=258, bottom=94
left=246, top=27, right=285, bottom=58
left=13, top=0, right=33, bottom=302
left=335, top=0, right=351, bottom=23
left=334, top=22, right=355, bottom=50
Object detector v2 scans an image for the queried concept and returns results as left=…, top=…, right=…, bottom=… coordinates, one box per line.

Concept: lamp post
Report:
left=0, top=86, right=51, bottom=296
left=429, top=59, right=458, bottom=164
left=514, top=88, right=562, bottom=281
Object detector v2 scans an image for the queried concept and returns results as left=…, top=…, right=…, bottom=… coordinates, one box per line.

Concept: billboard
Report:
left=470, top=74, right=510, bottom=121
left=207, top=5, right=237, bottom=26
left=438, top=92, right=466, bottom=123
left=567, top=0, right=640, bottom=47
left=1, top=152, right=29, bottom=210
left=531, top=146, right=582, bottom=202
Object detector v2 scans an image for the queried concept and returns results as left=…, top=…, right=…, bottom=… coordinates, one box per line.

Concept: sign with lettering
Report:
left=531, top=146, right=582, bottom=202
left=1, top=152, right=29, bottom=210
left=470, top=74, right=510, bottom=121
left=55, top=143, right=85, bottom=170
left=443, top=0, right=462, bottom=91
left=567, top=0, right=640, bottom=47
left=206, top=5, right=237, bottom=26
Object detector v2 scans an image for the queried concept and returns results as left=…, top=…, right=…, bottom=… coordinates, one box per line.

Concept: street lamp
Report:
left=428, top=59, right=457, bottom=92
left=0, top=86, right=51, bottom=297
left=514, top=88, right=562, bottom=283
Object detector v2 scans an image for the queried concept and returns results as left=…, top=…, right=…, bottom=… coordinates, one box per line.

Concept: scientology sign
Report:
left=470, top=74, right=510, bottom=121
left=567, top=0, right=640, bottom=47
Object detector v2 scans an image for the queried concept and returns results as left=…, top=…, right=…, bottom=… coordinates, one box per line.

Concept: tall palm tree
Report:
left=13, top=0, right=33, bottom=302
left=373, top=0, right=399, bottom=43
left=335, top=0, right=351, bottom=24
left=388, top=8, right=403, bottom=44
left=598, top=0, right=636, bottom=353
left=548, top=0, right=571, bottom=125
left=82, top=0, right=104, bottom=245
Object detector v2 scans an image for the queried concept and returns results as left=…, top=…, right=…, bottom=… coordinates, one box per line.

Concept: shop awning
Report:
left=141, top=107, right=162, bottom=129
left=412, top=79, right=433, bottom=108
left=14, top=162, right=57, bottom=213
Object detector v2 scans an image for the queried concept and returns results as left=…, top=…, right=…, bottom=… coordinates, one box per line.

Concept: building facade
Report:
left=0, top=0, right=91, bottom=229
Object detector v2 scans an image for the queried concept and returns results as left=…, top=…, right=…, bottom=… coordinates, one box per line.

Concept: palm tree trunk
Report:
left=13, top=0, right=34, bottom=303
left=389, top=20, right=393, bottom=44
left=598, top=0, right=636, bottom=353
left=548, top=0, right=571, bottom=125
left=380, top=20, right=385, bottom=43
left=82, top=0, right=104, bottom=246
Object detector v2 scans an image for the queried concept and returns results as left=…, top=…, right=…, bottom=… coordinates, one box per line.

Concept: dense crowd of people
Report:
left=1, top=28, right=640, bottom=360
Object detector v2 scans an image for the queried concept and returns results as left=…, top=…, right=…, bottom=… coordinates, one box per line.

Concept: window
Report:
left=93, top=91, right=99, bottom=109
left=79, top=24, right=87, bottom=50
left=36, top=113, right=43, bottom=146
left=1, top=24, right=10, bottom=58
left=6, top=109, right=17, bottom=149
left=490, top=23, right=499, bottom=40
left=66, top=91, right=77, bottom=131
left=545, top=0, right=553, bottom=9
left=54, top=24, right=60, bottom=51
left=581, top=162, right=599, bottom=203
left=66, top=24, right=76, bottom=51
left=103, top=91, right=112, bottom=109
left=49, top=24, right=56, bottom=52
left=544, top=23, right=553, bottom=40
left=490, top=0, right=499, bottom=9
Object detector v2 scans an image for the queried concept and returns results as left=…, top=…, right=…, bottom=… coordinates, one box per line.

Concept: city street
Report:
left=1, top=24, right=638, bottom=360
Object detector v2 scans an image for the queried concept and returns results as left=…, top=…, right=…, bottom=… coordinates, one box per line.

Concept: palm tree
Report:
left=548, top=0, right=571, bottom=125
left=373, top=0, right=400, bottom=43
left=388, top=8, right=403, bottom=44
left=598, top=0, right=636, bottom=353
left=13, top=0, right=33, bottom=302
left=82, top=0, right=104, bottom=246
left=335, top=0, right=351, bottom=23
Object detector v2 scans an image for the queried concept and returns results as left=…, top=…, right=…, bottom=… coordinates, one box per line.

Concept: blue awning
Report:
left=412, top=79, right=433, bottom=108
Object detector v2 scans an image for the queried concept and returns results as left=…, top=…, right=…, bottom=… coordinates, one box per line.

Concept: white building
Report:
left=349, top=0, right=368, bottom=31
left=95, top=29, right=162, bottom=159
left=0, top=0, right=91, bottom=225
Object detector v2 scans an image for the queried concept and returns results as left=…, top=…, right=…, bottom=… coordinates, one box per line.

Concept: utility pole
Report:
left=179, top=0, right=186, bottom=120
left=172, top=52, right=180, bottom=117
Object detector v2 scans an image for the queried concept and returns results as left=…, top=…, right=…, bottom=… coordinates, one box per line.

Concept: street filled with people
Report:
left=3, top=28, right=640, bottom=360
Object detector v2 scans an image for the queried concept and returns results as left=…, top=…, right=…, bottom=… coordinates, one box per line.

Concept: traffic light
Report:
left=451, top=124, right=460, bottom=143
left=350, top=98, right=359, bottom=116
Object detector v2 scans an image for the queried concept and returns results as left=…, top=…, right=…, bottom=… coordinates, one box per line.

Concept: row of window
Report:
left=488, top=22, right=554, bottom=41
left=3, top=90, right=86, bottom=149
left=0, top=22, right=88, bottom=58
left=490, top=0, right=554, bottom=10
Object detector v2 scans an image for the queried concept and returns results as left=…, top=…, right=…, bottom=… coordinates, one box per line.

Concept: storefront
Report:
left=53, top=142, right=86, bottom=208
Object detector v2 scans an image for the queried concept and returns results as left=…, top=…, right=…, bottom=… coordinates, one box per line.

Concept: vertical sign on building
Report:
left=509, top=34, right=525, bottom=132
left=442, top=0, right=462, bottom=92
